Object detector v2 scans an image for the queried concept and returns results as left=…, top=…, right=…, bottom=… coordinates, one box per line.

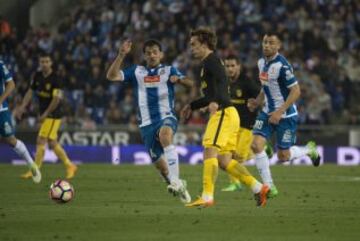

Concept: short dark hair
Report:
left=38, top=51, right=51, bottom=59
left=143, top=39, right=162, bottom=53
left=190, top=27, right=217, bottom=50
left=263, top=31, right=282, bottom=41
left=225, top=54, right=241, bottom=64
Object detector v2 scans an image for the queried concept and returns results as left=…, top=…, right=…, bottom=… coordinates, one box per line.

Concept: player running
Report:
left=221, top=55, right=273, bottom=192
left=0, top=60, right=41, bottom=183
left=16, top=53, right=78, bottom=180
left=106, top=39, right=191, bottom=204
left=249, top=32, right=321, bottom=198
left=182, top=27, right=269, bottom=208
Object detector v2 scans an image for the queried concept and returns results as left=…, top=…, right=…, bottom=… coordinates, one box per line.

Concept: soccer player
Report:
left=0, top=60, right=41, bottom=183
left=106, top=39, right=191, bottom=204
left=182, top=27, right=269, bottom=208
left=221, top=55, right=273, bottom=192
left=248, top=32, right=321, bottom=197
left=16, top=53, right=78, bottom=180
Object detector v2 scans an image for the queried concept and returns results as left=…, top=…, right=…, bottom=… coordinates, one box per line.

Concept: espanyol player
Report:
left=0, top=60, right=41, bottom=183
left=248, top=32, right=321, bottom=198
left=107, top=39, right=192, bottom=204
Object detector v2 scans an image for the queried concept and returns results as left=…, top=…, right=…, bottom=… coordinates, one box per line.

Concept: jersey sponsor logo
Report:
left=144, top=75, right=160, bottom=83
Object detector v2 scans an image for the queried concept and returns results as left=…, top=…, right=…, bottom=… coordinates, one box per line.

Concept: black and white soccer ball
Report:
left=49, top=179, right=74, bottom=203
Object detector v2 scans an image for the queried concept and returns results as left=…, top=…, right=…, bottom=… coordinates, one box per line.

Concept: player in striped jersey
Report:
left=107, top=39, right=192, bottom=204
left=0, top=60, right=41, bottom=183
left=249, top=32, right=321, bottom=197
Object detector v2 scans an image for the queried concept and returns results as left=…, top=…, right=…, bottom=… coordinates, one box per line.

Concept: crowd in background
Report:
left=1, top=0, right=360, bottom=130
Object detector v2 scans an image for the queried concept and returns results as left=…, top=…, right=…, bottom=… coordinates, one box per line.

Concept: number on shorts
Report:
left=254, top=120, right=264, bottom=130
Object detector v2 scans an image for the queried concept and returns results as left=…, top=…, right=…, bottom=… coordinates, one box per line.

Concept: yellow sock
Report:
left=35, top=144, right=45, bottom=168
left=53, top=144, right=72, bottom=167
left=226, top=159, right=261, bottom=192
left=228, top=173, right=241, bottom=184
left=202, top=157, right=218, bottom=199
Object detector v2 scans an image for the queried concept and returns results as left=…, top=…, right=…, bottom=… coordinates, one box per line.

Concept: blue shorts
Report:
left=0, top=110, right=15, bottom=138
left=139, top=117, right=178, bottom=162
left=252, top=111, right=297, bottom=150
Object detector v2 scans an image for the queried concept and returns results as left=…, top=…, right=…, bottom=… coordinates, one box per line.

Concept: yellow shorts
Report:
left=202, top=106, right=240, bottom=154
left=234, top=127, right=254, bottom=162
left=38, top=118, right=62, bottom=140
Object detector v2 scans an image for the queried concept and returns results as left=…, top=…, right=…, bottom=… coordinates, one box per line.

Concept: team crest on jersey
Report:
left=236, top=89, right=242, bottom=97
left=144, top=75, right=160, bottom=83
left=159, top=68, right=165, bottom=75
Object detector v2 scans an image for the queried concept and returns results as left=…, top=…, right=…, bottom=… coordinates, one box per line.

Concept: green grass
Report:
left=0, top=164, right=360, bottom=241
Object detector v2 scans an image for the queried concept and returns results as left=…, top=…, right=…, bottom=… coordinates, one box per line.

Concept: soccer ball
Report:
left=49, top=179, right=75, bottom=203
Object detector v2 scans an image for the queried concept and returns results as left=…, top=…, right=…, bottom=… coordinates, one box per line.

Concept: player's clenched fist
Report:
left=119, top=40, right=132, bottom=56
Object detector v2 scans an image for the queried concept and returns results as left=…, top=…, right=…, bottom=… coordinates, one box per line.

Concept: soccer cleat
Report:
left=167, top=179, right=191, bottom=204
left=267, top=185, right=279, bottom=198
left=185, top=196, right=214, bottom=208
left=66, top=164, right=78, bottom=179
left=265, top=141, right=274, bottom=159
left=221, top=182, right=243, bottom=192
left=30, top=163, right=41, bottom=184
left=254, top=184, right=270, bottom=207
left=306, top=141, right=321, bottom=167
left=20, top=170, right=32, bottom=179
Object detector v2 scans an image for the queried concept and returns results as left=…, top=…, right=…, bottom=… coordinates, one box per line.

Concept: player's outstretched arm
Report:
left=248, top=89, right=265, bottom=112
left=169, top=76, right=194, bottom=87
left=106, top=39, right=132, bottom=81
left=0, top=80, right=15, bottom=105
left=15, top=88, right=33, bottom=120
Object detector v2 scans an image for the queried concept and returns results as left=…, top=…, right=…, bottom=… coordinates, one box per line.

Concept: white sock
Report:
left=289, top=146, right=309, bottom=161
left=251, top=181, right=263, bottom=194
left=13, top=140, right=34, bottom=167
left=163, top=145, right=180, bottom=184
left=255, top=150, right=274, bottom=187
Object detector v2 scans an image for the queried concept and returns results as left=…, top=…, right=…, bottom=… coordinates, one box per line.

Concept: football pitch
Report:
left=0, top=164, right=359, bottom=241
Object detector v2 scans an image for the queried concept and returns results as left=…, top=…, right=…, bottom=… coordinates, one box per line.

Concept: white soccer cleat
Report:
left=167, top=179, right=191, bottom=204
left=30, top=164, right=41, bottom=184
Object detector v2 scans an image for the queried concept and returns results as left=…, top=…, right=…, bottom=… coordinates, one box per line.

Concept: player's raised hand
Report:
left=247, top=98, right=259, bottom=112
left=119, top=40, right=132, bottom=56
left=181, top=104, right=192, bottom=120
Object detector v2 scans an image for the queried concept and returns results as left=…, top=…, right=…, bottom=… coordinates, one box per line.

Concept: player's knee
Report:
left=158, top=127, right=173, bottom=147
left=48, top=140, right=57, bottom=149
left=36, top=137, right=47, bottom=146
left=251, top=141, right=263, bottom=154
left=277, top=150, right=290, bottom=162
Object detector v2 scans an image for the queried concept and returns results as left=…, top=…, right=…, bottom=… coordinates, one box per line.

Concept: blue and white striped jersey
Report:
left=120, top=64, right=184, bottom=127
left=257, top=53, right=298, bottom=118
left=0, top=60, right=13, bottom=112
